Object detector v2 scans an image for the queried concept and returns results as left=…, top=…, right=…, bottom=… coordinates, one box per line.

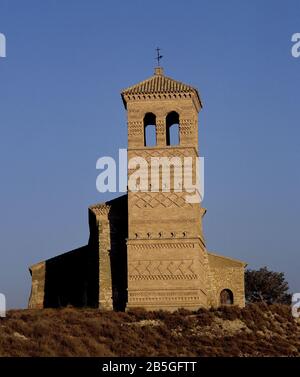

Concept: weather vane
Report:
left=155, top=47, right=163, bottom=66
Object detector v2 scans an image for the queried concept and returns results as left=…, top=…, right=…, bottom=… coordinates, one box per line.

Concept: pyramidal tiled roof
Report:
left=121, top=67, right=201, bottom=107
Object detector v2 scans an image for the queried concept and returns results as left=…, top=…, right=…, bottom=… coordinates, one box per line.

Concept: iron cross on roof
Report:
left=155, top=47, right=163, bottom=66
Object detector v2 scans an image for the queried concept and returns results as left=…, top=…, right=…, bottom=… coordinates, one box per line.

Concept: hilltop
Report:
left=0, top=303, right=299, bottom=357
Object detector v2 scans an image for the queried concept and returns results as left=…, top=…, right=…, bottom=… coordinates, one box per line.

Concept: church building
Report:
left=29, top=66, right=246, bottom=311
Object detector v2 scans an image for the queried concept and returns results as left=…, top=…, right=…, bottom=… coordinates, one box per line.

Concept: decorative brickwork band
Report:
left=90, top=204, right=111, bottom=217
left=131, top=192, right=193, bottom=209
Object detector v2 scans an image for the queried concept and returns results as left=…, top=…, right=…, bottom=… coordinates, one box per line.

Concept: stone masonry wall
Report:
left=207, top=252, right=246, bottom=307
left=28, top=262, right=46, bottom=309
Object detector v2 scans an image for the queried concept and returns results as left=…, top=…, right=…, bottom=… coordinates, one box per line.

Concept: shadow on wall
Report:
left=43, top=195, right=128, bottom=311
left=44, top=245, right=99, bottom=308
left=107, top=195, right=128, bottom=311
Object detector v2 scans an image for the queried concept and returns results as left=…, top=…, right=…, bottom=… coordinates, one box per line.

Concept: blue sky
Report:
left=0, top=0, right=299, bottom=308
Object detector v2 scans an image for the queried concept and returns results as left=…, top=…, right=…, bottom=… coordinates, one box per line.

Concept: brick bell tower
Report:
left=121, top=66, right=209, bottom=311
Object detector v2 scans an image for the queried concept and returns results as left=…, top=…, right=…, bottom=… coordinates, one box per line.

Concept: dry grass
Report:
left=0, top=303, right=299, bottom=357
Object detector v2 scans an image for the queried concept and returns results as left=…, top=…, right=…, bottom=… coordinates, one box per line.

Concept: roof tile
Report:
left=122, top=73, right=198, bottom=96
